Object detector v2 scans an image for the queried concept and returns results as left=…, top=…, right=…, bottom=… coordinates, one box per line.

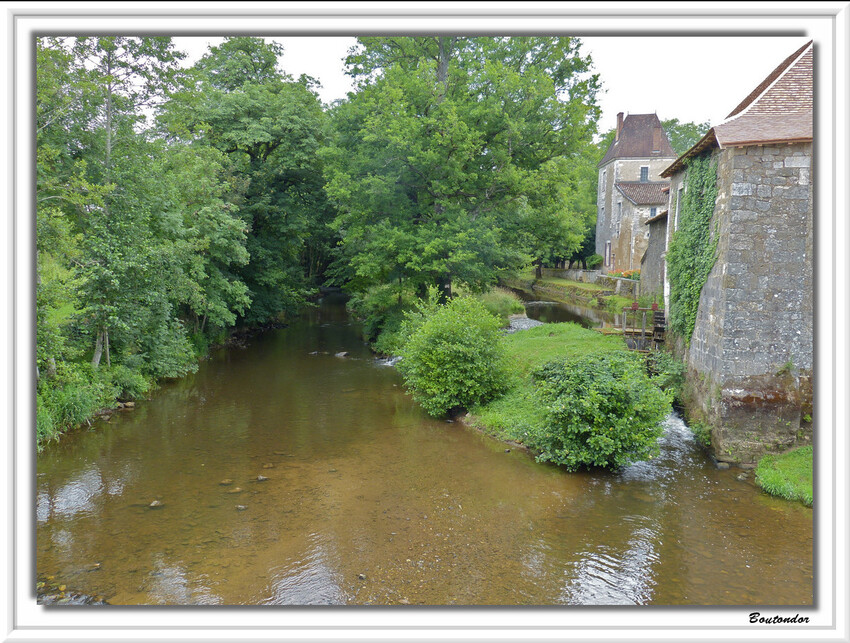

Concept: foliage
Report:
left=666, top=154, right=719, bottom=342
left=526, top=352, right=671, bottom=470
left=396, top=296, right=511, bottom=416
left=35, top=36, right=333, bottom=446
left=324, top=37, right=601, bottom=300
left=346, top=282, right=416, bottom=350
left=755, top=446, right=813, bottom=506
left=609, top=269, right=640, bottom=280
left=688, top=421, right=712, bottom=448
left=645, top=351, right=685, bottom=404
left=474, top=287, right=525, bottom=324
left=470, top=321, right=624, bottom=442
left=585, top=253, right=603, bottom=269
left=661, top=118, right=711, bottom=156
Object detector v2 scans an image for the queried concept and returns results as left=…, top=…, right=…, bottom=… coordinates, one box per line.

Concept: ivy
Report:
left=666, top=154, right=719, bottom=343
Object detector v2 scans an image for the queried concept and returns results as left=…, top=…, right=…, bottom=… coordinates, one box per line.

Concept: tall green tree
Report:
left=324, top=36, right=601, bottom=298
left=165, top=37, right=332, bottom=324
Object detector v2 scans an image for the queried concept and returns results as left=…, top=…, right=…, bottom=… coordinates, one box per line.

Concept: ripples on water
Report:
left=35, top=297, right=813, bottom=606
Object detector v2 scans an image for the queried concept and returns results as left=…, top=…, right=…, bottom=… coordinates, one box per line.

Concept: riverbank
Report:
left=466, top=321, right=626, bottom=446
left=500, top=271, right=644, bottom=313
left=755, top=445, right=813, bottom=506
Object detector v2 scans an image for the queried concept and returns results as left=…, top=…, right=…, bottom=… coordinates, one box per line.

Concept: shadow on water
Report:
left=36, top=293, right=812, bottom=606
left=509, top=288, right=621, bottom=328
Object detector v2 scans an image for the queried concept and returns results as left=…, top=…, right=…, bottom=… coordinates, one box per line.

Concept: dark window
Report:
left=650, top=207, right=657, bottom=217
left=640, top=167, right=649, bottom=182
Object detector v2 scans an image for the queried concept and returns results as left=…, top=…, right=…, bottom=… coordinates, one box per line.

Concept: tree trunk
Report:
left=535, top=260, right=543, bottom=280
left=92, top=329, right=104, bottom=368
left=436, top=37, right=454, bottom=103
left=104, top=328, right=111, bottom=368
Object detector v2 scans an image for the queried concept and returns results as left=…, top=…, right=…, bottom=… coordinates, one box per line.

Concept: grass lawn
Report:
left=469, top=322, right=625, bottom=443
left=755, top=445, right=813, bottom=506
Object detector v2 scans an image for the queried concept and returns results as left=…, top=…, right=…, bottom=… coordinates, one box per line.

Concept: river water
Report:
left=35, top=294, right=812, bottom=605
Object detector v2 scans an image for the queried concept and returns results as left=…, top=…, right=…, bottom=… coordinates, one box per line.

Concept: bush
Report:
left=646, top=351, right=685, bottom=405
left=527, top=352, right=671, bottom=470
left=109, top=364, right=151, bottom=400
left=586, top=254, right=603, bottom=269
left=397, top=296, right=511, bottom=416
left=475, top=287, right=525, bottom=324
left=346, top=283, right=412, bottom=347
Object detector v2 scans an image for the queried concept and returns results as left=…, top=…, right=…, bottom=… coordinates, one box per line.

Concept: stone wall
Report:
left=539, top=268, right=640, bottom=299
left=678, top=143, right=813, bottom=464
left=596, top=157, right=675, bottom=270
left=640, top=214, right=667, bottom=302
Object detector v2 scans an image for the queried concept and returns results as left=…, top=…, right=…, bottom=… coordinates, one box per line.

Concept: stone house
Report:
left=595, top=113, right=676, bottom=273
left=658, top=41, right=813, bottom=464
left=639, top=203, right=668, bottom=304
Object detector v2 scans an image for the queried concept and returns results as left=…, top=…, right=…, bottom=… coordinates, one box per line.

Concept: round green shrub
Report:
left=528, top=352, right=671, bottom=470
left=397, top=296, right=510, bottom=417
left=586, top=254, right=603, bottom=269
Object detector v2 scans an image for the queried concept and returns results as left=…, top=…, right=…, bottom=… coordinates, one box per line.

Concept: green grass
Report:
left=474, top=287, right=525, bottom=324
left=470, top=322, right=625, bottom=444
left=755, top=445, right=813, bottom=506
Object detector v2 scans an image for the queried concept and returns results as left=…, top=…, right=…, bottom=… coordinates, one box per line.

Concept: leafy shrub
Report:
left=586, top=254, right=603, bottom=269
left=346, top=283, right=413, bottom=346
left=527, top=352, right=671, bottom=470
left=397, top=296, right=511, bottom=416
left=688, top=421, right=712, bottom=448
left=645, top=351, right=685, bottom=405
left=40, top=361, right=117, bottom=432
left=109, top=364, right=151, bottom=400
left=475, top=287, right=525, bottom=324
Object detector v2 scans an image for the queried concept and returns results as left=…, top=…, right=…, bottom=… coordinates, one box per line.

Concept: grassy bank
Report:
left=468, top=322, right=626, bottom=443
left=755, top=446, right=813, bottom=506
left=500, top=270, right=640, bottom=313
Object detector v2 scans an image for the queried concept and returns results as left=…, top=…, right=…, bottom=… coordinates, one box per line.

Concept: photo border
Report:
left=4, top=2, right=848, bottom=641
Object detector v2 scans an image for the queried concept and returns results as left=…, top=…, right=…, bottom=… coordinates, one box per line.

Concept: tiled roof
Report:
left=661, top=41, right=812, bottom=177
left=615, top=181, right=670, bottom=205
left=725, top=41, right=812, bottom=118
left=598, top=114, right=677, bottom=167
left=645, top=209, right=669, bottom=225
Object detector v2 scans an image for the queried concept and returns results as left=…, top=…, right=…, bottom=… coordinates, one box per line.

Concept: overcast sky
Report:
left=172, top=35, right=810, bottom=133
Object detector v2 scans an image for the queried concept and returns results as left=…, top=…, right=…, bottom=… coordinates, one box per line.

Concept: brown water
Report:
left=35, top=294, right=813, bottom=606
left=511, top=288, right=621, bottom=328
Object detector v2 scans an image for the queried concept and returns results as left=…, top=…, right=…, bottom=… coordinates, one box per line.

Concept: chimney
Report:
left=615, top=112, right=624, bottom=142
left=652, top=126, right=661, bottom=152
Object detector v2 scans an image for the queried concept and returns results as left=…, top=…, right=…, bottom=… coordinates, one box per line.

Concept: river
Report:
left=35, top=293, right=813, bottom=605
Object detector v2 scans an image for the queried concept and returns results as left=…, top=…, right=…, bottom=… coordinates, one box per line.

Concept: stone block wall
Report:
left=640, top=215, right=667, bottom=301
left=681, top=143, right=813, bottom=463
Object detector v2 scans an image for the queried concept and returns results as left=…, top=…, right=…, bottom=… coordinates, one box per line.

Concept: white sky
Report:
left=172, top=35, right=811, bottom=131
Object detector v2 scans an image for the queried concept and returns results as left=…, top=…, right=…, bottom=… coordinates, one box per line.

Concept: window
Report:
left=650, top=207, right=657, bottom=218
left=640, top=166, right=649, bottom=182
left=605, top=241, right=612, bottom=267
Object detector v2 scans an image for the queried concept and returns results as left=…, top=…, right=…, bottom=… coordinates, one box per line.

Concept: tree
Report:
left=165, top=37, right=332, bottom=324
left=661, top=118, right=711, bottom=156
left=324, top=37, right=601, bottom=299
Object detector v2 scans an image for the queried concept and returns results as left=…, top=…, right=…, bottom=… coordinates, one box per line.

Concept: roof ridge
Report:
left=723, top=40, right=812, bottom=121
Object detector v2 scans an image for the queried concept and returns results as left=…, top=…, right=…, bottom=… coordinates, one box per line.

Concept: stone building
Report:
left=639, top=203, right=668, bottom=304
left=659, top=41, right=813, bottom=464
left=596, top=113, right=676, bottom=273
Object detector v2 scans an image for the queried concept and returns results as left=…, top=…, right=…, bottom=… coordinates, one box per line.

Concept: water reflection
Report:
left=36, top=295, right=812, bottom=606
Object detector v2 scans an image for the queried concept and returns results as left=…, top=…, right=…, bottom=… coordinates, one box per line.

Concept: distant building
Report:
left=596, top=113, right=676, bottom=273
left=659, top=41, right=813, bottom=464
